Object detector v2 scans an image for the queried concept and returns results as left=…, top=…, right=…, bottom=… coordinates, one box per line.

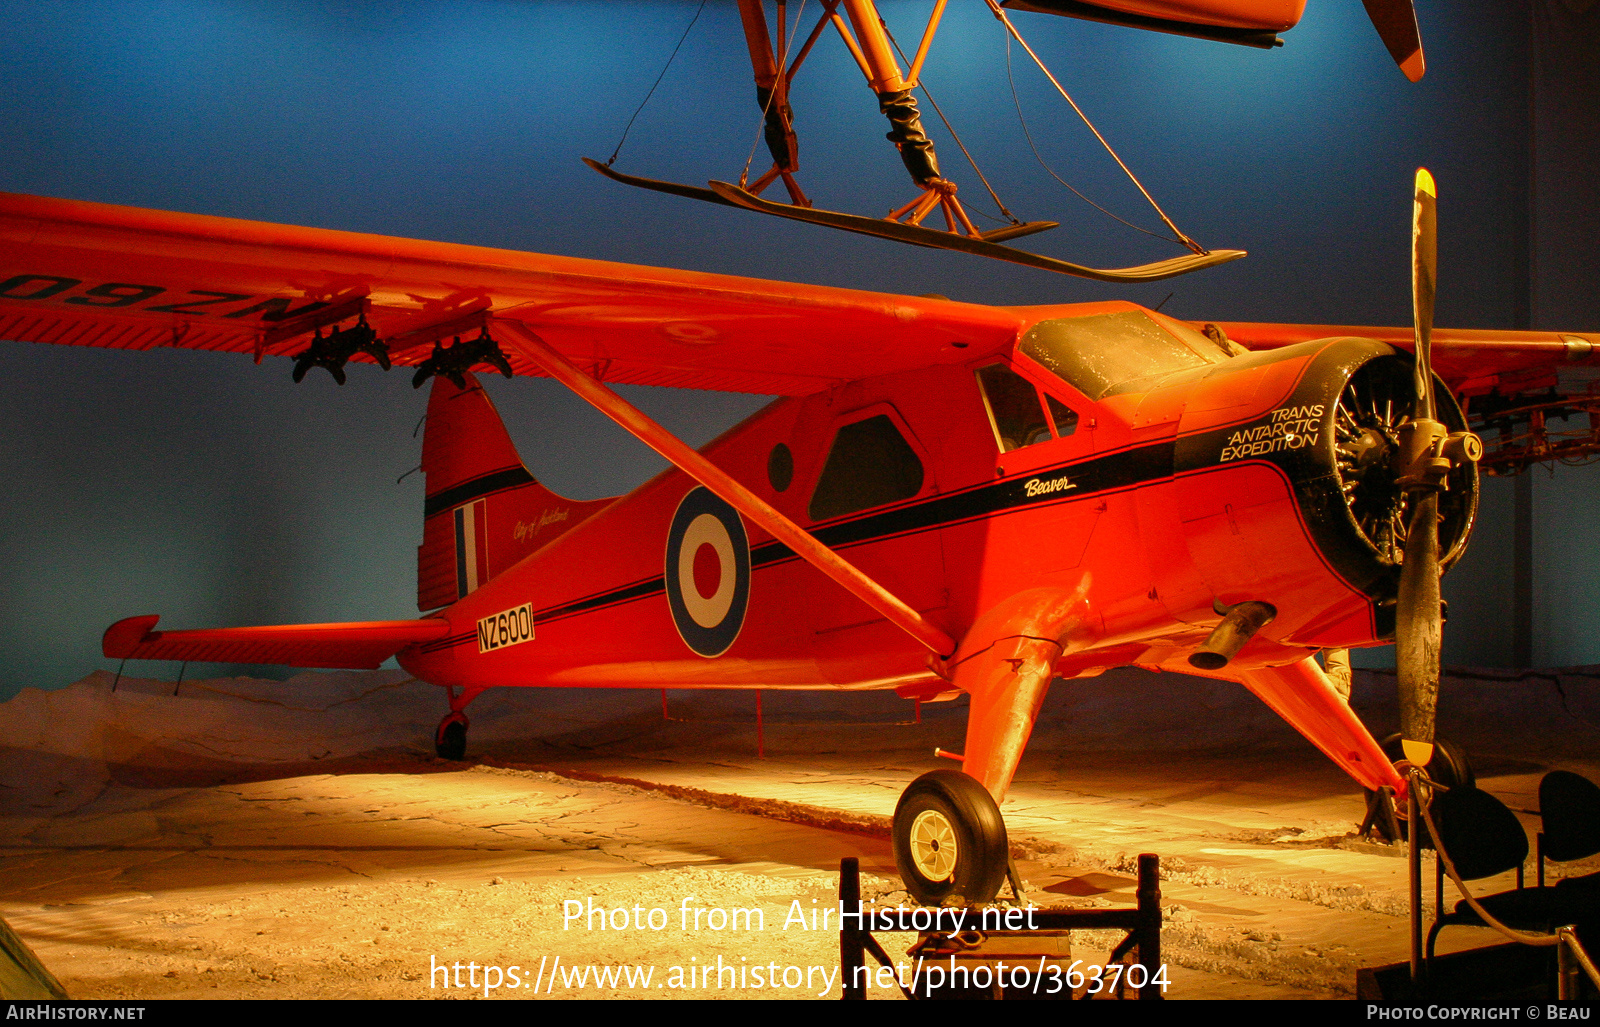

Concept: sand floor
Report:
left=4, top=666, right=1596, bottom=1000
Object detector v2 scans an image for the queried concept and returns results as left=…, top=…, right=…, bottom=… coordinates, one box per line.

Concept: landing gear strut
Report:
left=892, top=770, right=1009, bottom=906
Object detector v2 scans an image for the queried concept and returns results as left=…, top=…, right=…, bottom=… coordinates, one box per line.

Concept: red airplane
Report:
left=3, top=178, right=1594, bottom=905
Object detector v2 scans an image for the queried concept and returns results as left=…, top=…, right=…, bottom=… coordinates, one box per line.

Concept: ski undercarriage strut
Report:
left=588, top=0, right=1244, bottom=285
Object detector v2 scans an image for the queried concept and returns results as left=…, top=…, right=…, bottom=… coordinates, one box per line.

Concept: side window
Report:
left=808, top=414, right=925, bottom=521
left=1045, top=393, right=1079, bottom=438
left=976, top=363, right=1061, bottom=452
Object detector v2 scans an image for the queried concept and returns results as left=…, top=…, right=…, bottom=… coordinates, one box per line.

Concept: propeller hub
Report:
left=1392, top=417, right=1450, bottom=491
left=1393, top=419, right=1484, bottom=493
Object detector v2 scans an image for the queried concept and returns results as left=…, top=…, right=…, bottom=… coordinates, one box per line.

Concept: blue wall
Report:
left=1, top=1, right=1594, bottom=698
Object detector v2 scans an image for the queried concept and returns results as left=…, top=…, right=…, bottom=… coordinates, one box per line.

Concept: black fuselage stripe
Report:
left=417, top=439, right=1184, bottom=649
left=424, top=466, right=536, bottom=519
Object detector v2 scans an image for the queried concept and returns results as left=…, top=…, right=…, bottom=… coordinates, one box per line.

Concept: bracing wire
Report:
left=1005, top=33, right=1179, bottom=245
left=982, top=0, right=1205, bottom=254
left=606, top=0, right=710, bottom=166
left=879, top=20, right=1019, bottom=226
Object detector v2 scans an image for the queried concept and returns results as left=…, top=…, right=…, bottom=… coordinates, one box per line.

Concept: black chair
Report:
left=1538, top=771, right=1600, bottom=894
left=1425, top=784, right=1589, bottom=962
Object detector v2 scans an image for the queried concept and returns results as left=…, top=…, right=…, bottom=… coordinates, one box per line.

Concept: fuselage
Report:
left=399, top=299, right=1476, bottom=694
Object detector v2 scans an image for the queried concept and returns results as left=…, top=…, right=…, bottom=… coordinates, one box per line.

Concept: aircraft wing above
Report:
left=3, top=193, right=1592, bottom=401
left=0, top=192, right=1024, bottom=397
left=1202, top=321, right=1600, bottom=396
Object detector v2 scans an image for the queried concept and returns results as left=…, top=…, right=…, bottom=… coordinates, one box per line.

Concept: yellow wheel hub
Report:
left=909, top=809, right=958, bottom=882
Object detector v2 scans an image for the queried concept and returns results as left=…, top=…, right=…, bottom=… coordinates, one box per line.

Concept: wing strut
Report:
left=492, top=318, right=959, bottom=658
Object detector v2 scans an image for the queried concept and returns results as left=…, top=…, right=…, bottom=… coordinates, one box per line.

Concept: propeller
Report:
left=1361, top=0, right=1426, bottom=82
left=1393, top=169, right=1483, bottom=770
left=1394, top=168, right=1441, bottom=768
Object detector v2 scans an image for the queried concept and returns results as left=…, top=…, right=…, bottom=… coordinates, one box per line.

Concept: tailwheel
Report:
left=893, top=770, right=1009, bottom=906
left=1362, top=733, right=1473, bottom=843
left=435, top=713, right=468, bottom=761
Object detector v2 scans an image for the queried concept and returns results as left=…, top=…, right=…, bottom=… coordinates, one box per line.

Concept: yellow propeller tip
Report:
left=1415, top=168, right=1436, bottom=198
left=1401, top=738, right=1435, bottom=767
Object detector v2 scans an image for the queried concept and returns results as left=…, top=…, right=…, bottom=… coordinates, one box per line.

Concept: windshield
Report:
left=1019, top=310, right=1217, bottom=400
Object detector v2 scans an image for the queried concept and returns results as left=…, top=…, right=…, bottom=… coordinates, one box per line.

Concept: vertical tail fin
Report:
left=416, top=373, right=610, bottom=611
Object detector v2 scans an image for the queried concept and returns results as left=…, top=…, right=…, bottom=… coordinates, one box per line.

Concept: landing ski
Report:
left=707, top=181, right=1246, bottom=284
left=583, top=158, right=740, bottom=209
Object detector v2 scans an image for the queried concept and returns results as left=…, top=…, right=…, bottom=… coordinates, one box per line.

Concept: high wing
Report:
left=0, top=192, right=1022, bottom=397
left=1004, top=0, right=1427, bottom=81
left=4, top=191, right=1594, bottom=463
left=1206, top=321, right=1599, bottom=394
left=1205, top=320, right=1600, bottom=472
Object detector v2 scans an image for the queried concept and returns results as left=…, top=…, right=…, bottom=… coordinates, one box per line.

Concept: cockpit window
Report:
left=975, top=363, right=1082, bottom=454
left=1045, top=394, right=1079, bottom=437
left=975, top=364, right=1051, bottom=453
left=1020, top=310, right=1213, bottom=400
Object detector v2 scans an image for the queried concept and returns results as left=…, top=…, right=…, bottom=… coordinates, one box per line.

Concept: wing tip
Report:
left=103, top=614, right=161, bottom=658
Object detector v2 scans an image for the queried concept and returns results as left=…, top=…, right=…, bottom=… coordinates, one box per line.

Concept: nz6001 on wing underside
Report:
left=3, top=187, right=1591, bottom=904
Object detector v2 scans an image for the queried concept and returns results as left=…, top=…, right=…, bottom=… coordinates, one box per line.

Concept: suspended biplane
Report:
left=585, top=0, right=1428, bottom=286
left=3, top=170, right=1595, bottom=902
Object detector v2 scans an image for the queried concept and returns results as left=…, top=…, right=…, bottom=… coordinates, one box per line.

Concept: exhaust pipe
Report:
left=1189, top=600, right=1277, bottom=670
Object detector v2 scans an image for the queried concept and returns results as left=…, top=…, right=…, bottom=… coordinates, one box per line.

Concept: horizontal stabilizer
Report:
left=102, top=614, right=450, bottom=669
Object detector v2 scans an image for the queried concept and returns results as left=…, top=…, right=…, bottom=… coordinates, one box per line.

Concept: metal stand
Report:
left=1559, top=927, right=1579, bottom=1000
left=840, top=857, right=865, bottom=1000
left=838, top=853, right=1163, bottom=1000
left=1359, top=784, right=1402, bottom=842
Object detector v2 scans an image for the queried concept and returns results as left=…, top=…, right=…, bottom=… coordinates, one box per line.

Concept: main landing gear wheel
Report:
left=435, top=715, right=468, bottom=761
left=1380, top=732, right=1474, bottom=791
left=893, top=770, right=1009, bottom=907
left=1364, top=733, right=1473, bottom=843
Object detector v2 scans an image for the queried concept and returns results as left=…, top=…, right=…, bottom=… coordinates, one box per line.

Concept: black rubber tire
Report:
left=892, top=770, right=1009, bottom=907
left=1380, top=733, right=1474, bottom=790
left=436, top=720, right=467, bottom=761
left=1365, top=733, right=1473, bottom=843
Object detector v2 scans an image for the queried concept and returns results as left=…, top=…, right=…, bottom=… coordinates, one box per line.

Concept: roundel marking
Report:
left=679, top=513, right=737, bottom=628
left=665, top=487, right=750, bottom=657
